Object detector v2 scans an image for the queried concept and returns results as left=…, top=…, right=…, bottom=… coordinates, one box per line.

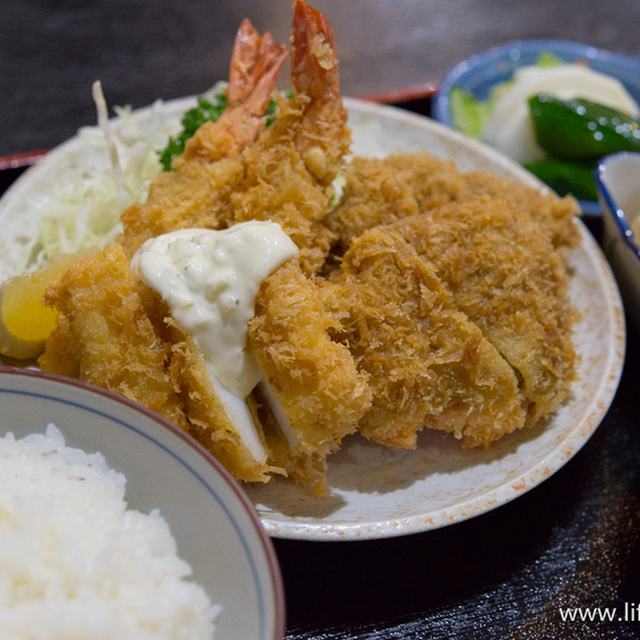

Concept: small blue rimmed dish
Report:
left=434, top=39, right=640, bottom=216
left=595, top=152, right=640, bottom=328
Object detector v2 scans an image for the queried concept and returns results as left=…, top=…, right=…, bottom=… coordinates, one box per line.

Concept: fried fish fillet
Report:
left=388, top=196, right=578, bottom=424
left=320, top=227, right=528, bottom=448
left=248, top=260, right=371, bottom=491
left=38, top=243, right=189, bottom=432
left=137, top=283, right=283, bottom=484
left=39, top=241, right=369, bottom=491
left=39, top=242, right=285, bottom=483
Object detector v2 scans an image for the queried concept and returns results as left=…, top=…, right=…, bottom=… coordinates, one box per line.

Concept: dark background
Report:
left=3, top=1, right=640, bottom=157
left=3, top=1, right=640, bottom=638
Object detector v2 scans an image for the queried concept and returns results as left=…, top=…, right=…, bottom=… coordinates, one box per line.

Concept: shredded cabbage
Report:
left=22, top=82, right=228, bottom=273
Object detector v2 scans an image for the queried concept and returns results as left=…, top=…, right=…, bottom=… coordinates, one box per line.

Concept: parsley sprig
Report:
left=158, top=93, right=229, bottom=171
left=157, top=91, right=283, bottom=171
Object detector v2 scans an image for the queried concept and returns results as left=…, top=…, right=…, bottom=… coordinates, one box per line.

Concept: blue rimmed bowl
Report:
left=0, top=365, right=286, bottom=640
left=595, top=152, right=640, bottom=329
left=434, top=39, right=640, bottom=215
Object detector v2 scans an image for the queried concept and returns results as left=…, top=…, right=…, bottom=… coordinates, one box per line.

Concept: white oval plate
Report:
left=0, top=97, right=626, bottom=541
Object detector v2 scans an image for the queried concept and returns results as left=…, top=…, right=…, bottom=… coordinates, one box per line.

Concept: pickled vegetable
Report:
left=529, top=94, right=640, bottom=161
left=524, top=157, right=598, bottom=201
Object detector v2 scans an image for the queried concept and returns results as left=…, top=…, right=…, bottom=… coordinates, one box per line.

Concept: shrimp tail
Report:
left=290, top=0, right=339, bottom=101
left=287, top=0, right=350, bottom=184
left=182, top=19, right=287, bottom=164
left=228, top=18, right=288, bottom=112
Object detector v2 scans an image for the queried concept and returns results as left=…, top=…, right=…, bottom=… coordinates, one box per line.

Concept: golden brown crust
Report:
left=118, top=157, right=245, bottom=258
left=39, top=244, right=189, bottom=431
left=388, top=196, right=578, bottom=423
left=320, top=227, right=528, bottom=448
left=324, top=152, right=581, bottom=256
left=249, top=260, right=371, bottom=458
left=229, top=93, right=344, bottom=275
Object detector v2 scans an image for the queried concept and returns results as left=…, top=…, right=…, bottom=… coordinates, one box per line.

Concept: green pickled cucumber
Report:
left=524, top=157, right=598, bottom=201
left=529, top=94, right=640, bottom=161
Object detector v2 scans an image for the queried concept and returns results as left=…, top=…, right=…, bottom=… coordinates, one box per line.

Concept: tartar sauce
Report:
left=131, top=221, right=298, bottom=399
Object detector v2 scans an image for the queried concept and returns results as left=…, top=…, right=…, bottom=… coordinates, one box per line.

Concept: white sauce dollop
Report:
left=131, top=221, right=298, bottom=399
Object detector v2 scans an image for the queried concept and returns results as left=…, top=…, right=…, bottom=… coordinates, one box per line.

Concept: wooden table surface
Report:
left=3, top=2, right=640, bottom=639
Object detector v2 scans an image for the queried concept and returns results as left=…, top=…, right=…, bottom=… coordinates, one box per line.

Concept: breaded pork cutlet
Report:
left=387, top=196, right=578, bottom=424
left=450, top=170, right=581, bottom=256
left=324, top=152, right=581, bottom=256
left=322, top=153, right=451, bottom=253
left=320, top=226, right=528, bottom=449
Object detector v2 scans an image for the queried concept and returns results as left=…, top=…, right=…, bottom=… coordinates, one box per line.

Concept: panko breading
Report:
left=320, top=227, right=528, bottom=449
left=387, top=197, right=578, bottom=423
left=229, top=0, right=351, bottom=275
left=324, top=152, right=581, bottom=256
left=248, top=260, right=371, bottom=468
left=230, top=96, right=339, bottom=275
left=450, top=170, right=581, bottom=256
left=144, top=291, right=283, bottom=484
left=39, top=244, right=283, bottom=483
left=179, top=19, right=288, bottom=166
left=118, top=19, right=288, bottom=259
left=33, top=1, right=582, bottom=495
left=323, top=153, right=444, bottom=252
left=39, top=244, right=189, bottom=432
left=119, top=157, right=244, bottom=258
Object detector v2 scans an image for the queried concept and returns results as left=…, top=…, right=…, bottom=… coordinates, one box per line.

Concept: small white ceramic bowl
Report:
left=0, top=365, right=286, bottom=640
left=595, top=152, right=640, bottom=329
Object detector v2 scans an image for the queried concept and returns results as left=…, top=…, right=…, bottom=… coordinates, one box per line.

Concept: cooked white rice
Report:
left=0, top=424, right=219, bottom=639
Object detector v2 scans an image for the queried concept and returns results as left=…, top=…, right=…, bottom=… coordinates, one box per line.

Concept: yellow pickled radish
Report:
left=0, top=250, right=96, bottom=359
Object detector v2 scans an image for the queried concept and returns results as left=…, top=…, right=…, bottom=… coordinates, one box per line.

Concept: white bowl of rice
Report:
left=0, top=365, right=285, bottom=640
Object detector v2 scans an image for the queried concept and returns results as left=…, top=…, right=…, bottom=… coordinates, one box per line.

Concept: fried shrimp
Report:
left=320, top=227, right=527, bottom=449
left=118, top=19, right=288, bottom=258
left=180, top=19, right=288, bottom=165
left=118, top=157, right=245, bottom=258
left=230, top=0, right=351, bottom=274
left=289, top=0, right=350, bottom=185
